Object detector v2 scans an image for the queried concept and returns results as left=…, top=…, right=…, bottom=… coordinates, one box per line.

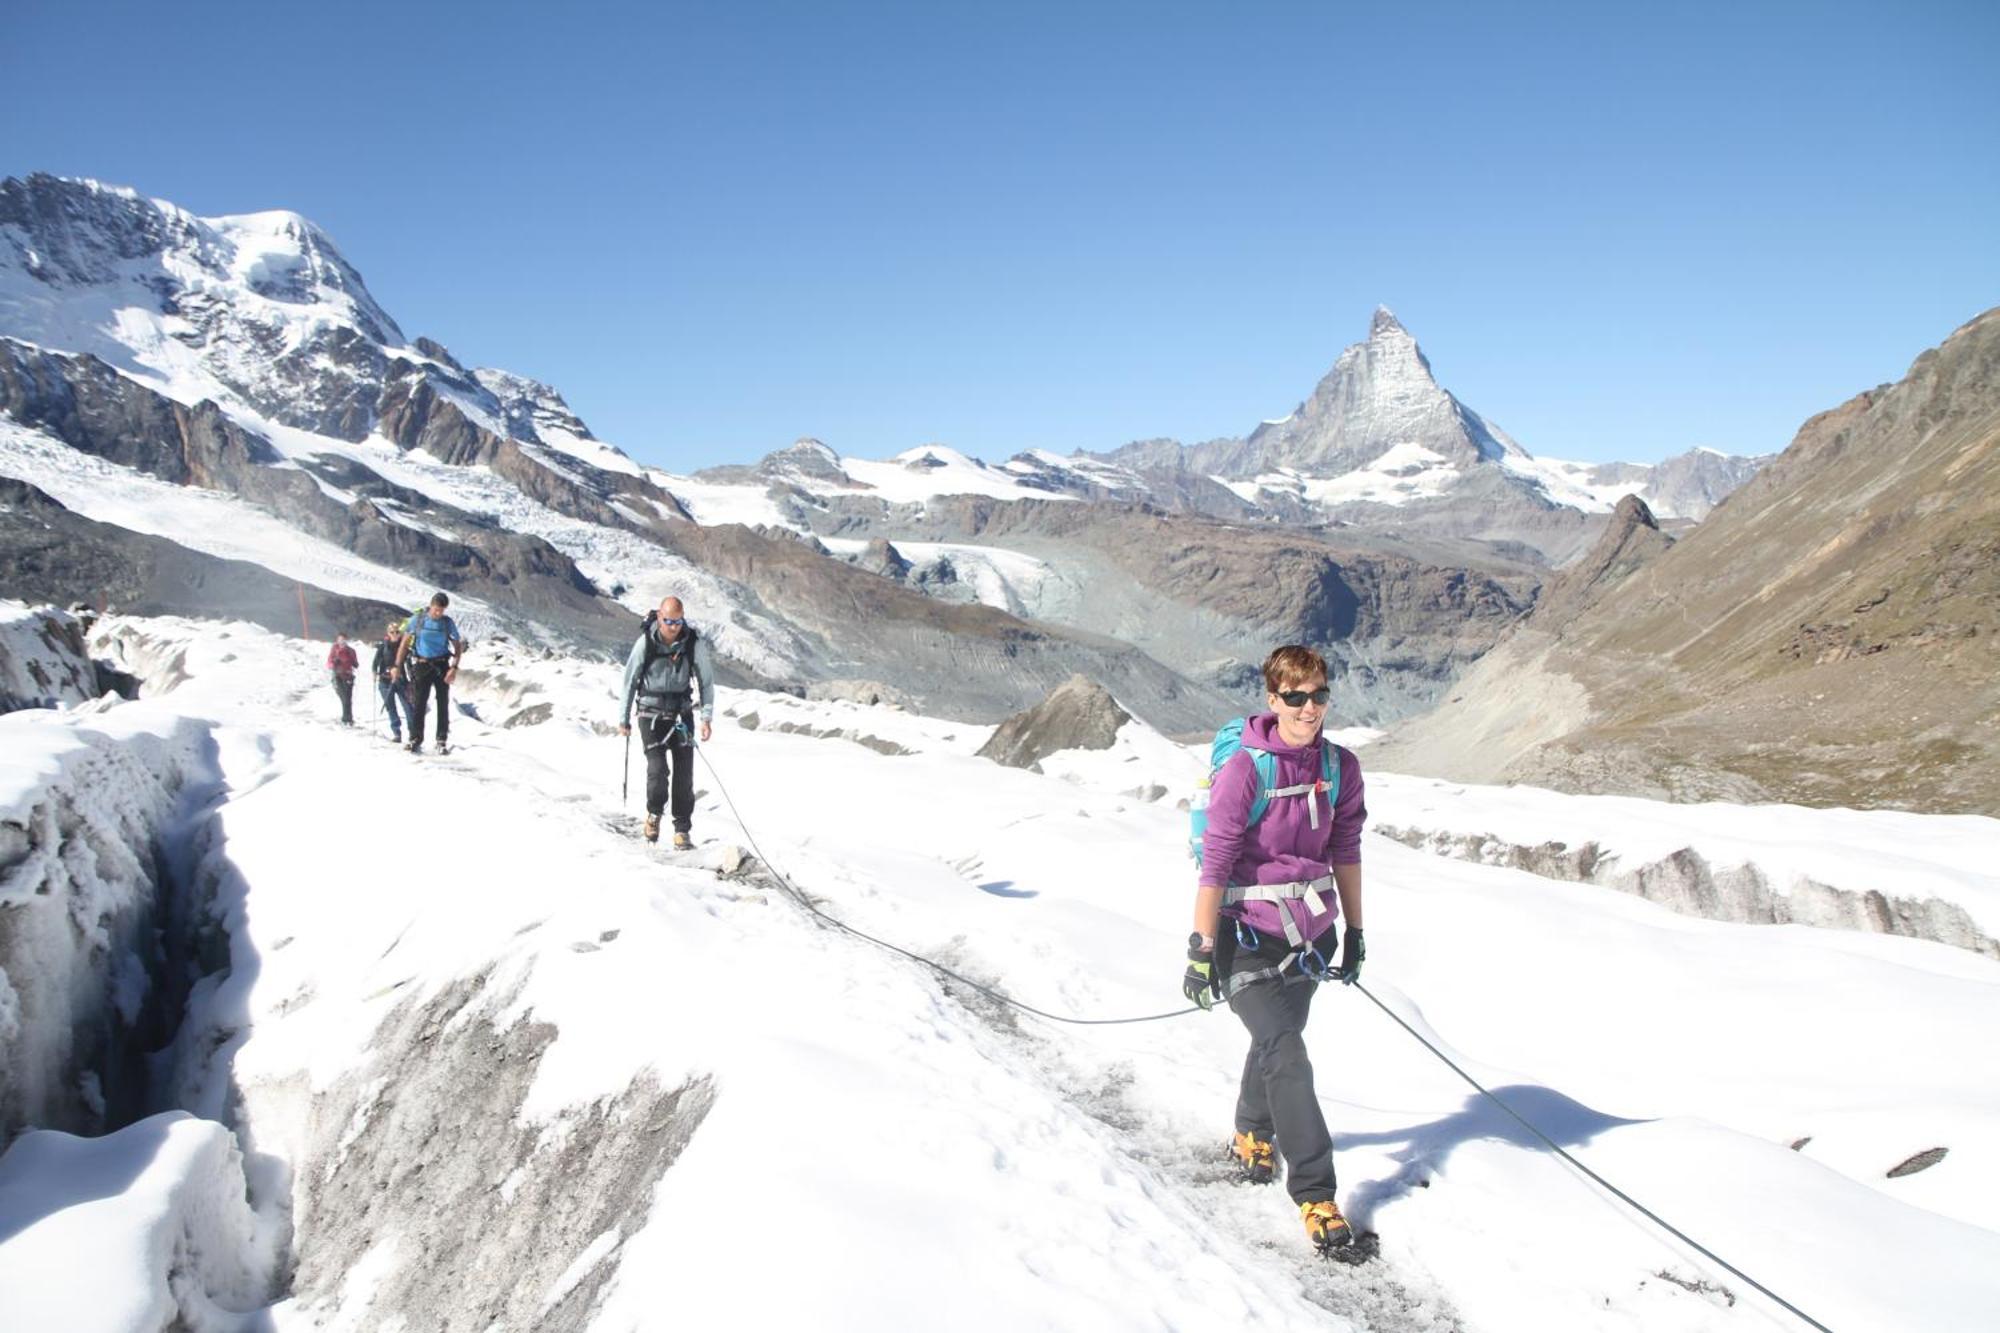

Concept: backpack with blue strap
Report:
left=1189, top=717, right=1343, bottom=983
left=406, top=609, right=458, bottom=661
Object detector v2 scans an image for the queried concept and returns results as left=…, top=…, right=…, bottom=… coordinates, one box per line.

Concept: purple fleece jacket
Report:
left=1200, top=713, right=1367, bottom=945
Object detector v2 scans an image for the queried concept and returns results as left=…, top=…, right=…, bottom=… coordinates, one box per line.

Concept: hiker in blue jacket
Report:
left=618, top=595, right=715, bottom=848
left=1185, top=643, right=1367, bottom=1254
left=391, top=592, right=466, bottom=755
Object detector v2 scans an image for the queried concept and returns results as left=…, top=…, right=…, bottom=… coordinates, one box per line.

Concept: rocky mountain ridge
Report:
left=1371, top=306, right=2000, bottom=812
left=0, top=173, right=1764, bottom=735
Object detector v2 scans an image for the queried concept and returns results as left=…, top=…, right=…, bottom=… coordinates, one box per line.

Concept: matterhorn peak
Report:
left=1370, top=306, right=1407, bottom=338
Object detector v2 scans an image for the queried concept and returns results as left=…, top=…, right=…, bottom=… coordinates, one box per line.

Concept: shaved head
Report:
left=659, top=596, right=684, bottom=617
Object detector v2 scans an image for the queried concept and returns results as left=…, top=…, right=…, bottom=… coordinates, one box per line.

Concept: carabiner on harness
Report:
left=1294, top=946, right=1332, bottom=981
left=1233, top=919, right=1262, bottom=952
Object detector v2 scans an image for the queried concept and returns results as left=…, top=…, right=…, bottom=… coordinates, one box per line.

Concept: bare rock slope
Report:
left=1374, top=307, right=2000, bottom=813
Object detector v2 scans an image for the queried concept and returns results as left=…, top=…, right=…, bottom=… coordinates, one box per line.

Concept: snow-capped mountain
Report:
left=1078, top=307, right=1767, bottom=550
left=0, top=175, right=1559, bottom=729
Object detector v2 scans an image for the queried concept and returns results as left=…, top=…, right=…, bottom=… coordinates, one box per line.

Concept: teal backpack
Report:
left=1189, top=718, right=1341, bottom=872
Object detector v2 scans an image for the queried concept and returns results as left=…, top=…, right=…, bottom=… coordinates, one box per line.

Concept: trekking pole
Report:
left=622, top=724, right=631, bottom=807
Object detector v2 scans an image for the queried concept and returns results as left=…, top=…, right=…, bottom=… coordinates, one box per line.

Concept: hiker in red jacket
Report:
left=326, top=633, right=359, bottom=727
left=1185, top=643, right=1368, bottom=1255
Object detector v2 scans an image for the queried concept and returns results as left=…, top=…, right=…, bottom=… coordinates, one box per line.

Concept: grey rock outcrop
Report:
left=1532, top=494, right=1674, bottom=626
left=978, top=674, right=1131, bottom=769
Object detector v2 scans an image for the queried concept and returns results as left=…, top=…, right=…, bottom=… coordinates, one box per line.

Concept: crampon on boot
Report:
left=1231, top=1131, right=1276, bottom=1184
left=1300, top=1200, right=1353, bottom=1253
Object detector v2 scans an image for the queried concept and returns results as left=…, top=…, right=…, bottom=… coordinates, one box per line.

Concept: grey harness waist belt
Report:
left=1221, top=873, right=1336, bottom=996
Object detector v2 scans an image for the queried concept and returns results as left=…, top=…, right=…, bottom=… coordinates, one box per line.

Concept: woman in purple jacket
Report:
left=1185, top=643, right=1367, bottom=1253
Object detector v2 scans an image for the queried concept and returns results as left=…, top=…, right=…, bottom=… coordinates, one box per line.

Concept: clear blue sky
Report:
left=7, top=1, right=1997, bottom=470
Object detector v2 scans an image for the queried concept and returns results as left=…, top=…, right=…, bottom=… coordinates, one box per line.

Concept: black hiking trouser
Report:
left=407, top=658, right=452, bottom=745
left=1227, top=944, right=1336, bottom=1205
left=333, top=674, right=354, bottom=724
left=640, top=710, right=695, bottom=831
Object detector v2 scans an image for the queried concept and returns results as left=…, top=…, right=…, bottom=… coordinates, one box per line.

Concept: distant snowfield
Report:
left=1229, top=443, right=1465, bottom=509
left=0, top=418, right=469, bottom=619
left=837, top=444, right=1085, bottom=506
left=1505, top=453, right=1647, bottom=514
left=2, top=610, right=1997, bottom=1331
left=818, top=536, right=1060, bottom=613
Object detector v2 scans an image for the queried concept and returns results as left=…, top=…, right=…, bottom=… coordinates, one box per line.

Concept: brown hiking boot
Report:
left=643, top=813, right=660, bottom=844
left=1300, top=1199, right=1353, bottom=1252
left=1231, top=1131, right=1276, bottom=1184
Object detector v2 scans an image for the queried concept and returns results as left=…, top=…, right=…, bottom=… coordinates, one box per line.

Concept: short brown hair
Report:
left=1262, top=644, right=1328, bottom=694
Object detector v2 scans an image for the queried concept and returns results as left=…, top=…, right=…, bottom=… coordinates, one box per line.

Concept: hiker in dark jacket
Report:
left=391, top=592, right=465, bottom=755
left=1185, top=643, right=1367, bottom=1255
left=326, top=633, right=359, bottom=726
left=370, top=619, right=414, bottom=744
left=618, top=596, right=715, bottom=849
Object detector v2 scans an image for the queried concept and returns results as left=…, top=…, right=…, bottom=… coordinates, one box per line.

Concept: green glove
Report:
left=1183, top=936, right=1221, bottom=1009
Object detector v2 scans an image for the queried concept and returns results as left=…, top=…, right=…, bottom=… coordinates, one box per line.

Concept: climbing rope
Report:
left=1347, top=981, right=1834, bottom=1332
left=697, top=747, right=1198, bottom=1025
left=694, top=744, right=1838, bottom=1330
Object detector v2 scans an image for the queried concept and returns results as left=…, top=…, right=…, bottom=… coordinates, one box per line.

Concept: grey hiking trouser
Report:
left=1229, top=967, right=1336, bottom=1205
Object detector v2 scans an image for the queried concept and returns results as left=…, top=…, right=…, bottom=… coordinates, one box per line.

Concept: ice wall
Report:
left=0, top=603, right=105, bottom=713
left=0, top=713, right=216, bottom=1140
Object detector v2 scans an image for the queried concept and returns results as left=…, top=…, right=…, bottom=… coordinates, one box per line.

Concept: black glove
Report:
left=1334, top=926, right=1365, bottom=985
left=1183, top=936, right=1221, bottom=1010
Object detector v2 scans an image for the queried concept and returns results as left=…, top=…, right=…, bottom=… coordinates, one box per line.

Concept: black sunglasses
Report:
left=1275, top=687, right=1331, bottom=708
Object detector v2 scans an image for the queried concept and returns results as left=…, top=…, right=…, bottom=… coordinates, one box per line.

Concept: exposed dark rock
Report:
left=856, top=538, right=911, bottom=582
left=978, top=675, right=1130, bottom=769
left=1887, top=1147, right=1948, bottom=1178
